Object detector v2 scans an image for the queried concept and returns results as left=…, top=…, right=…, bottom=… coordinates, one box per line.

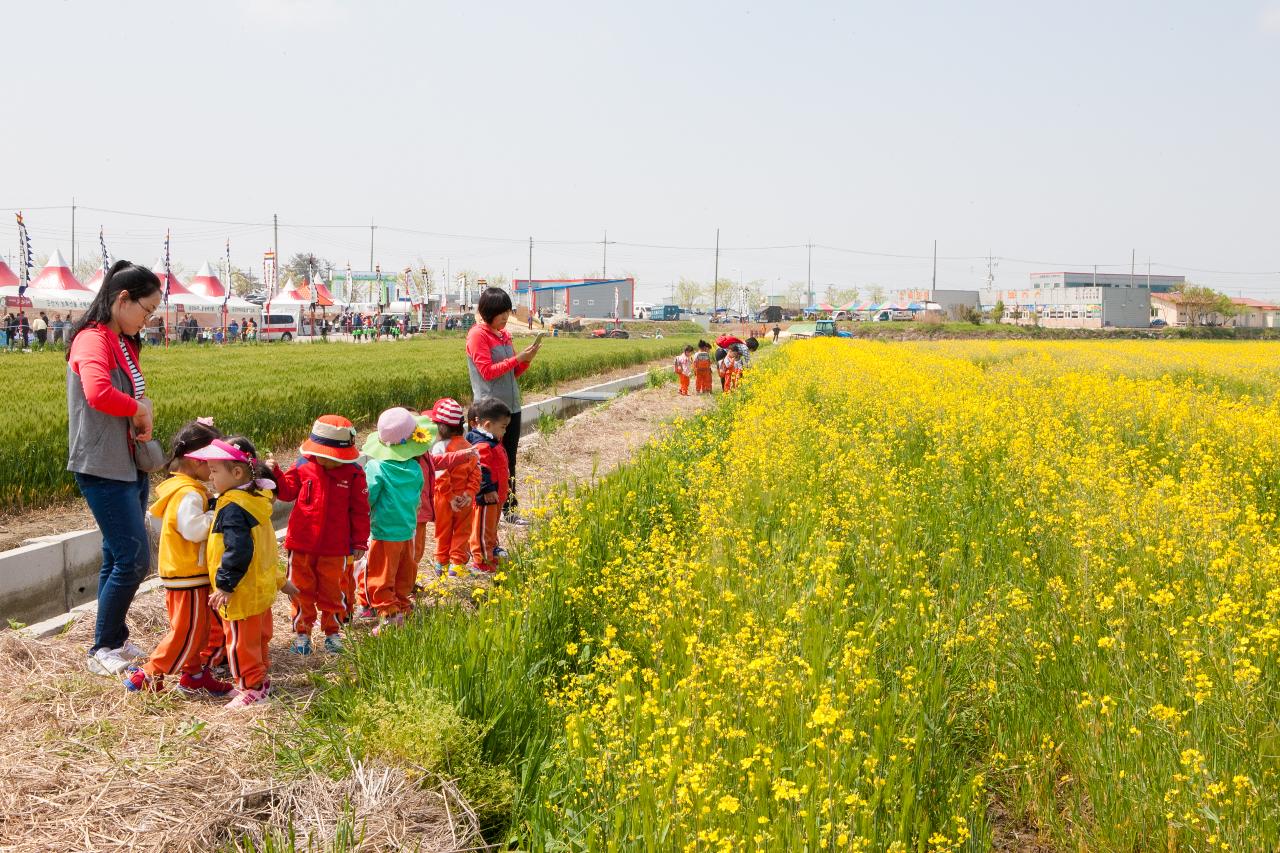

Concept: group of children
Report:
left=674, top=339, right=747, bottom=396
left=126, top=395, right=517, bottom=708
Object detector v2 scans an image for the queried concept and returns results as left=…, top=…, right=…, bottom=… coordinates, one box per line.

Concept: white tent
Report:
left=1, top=250, right=94, bottom=312
left=187, top=261, right=257, bottom=317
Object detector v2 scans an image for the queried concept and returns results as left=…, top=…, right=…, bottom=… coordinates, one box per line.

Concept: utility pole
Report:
left=71, top=197, right=76, bottom=270
left=600, top=229, right=614, bottom=279
left=528, top=237, right=533, bottom=284
left=369, top=218, right=376, bottom=271
left=931, top=239, right=937, bottom=294
left=713, top=228, right=720, bottom=317
left=807, top=241, right=813, bottom=307
left=986, top=250, right=997, bottom=289
left=1131, top=248, right=1136, bottom=284
left=273, top=214, right=279, bottom=291
left=1092, top=264, right=1097, bottom=288
left=1147, top=257, right=1151, bottom=290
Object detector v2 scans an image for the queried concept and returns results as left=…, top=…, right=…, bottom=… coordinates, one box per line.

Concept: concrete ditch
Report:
left=3, top=371, right=651, bottom=636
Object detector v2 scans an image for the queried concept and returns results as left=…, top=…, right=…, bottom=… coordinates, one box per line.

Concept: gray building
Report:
left=981, top=271, right=1185, bottom=328
left=514, top=278, right=635, bottom=320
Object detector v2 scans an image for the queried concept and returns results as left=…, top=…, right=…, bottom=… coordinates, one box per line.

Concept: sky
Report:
left=3, top=0, right=1279, bottom=303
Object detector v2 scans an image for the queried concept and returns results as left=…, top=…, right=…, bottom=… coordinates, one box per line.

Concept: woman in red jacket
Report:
left=66, top=261, right=164, bottom=677
left=466, top=288, right=541, bottom=526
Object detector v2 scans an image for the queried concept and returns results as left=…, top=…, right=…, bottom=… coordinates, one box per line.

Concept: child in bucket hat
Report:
left=270, top=415, right=370, bottom=655
left=426, top=398, right=481, bottom=577
left=359, top=408, right=433, bottom=631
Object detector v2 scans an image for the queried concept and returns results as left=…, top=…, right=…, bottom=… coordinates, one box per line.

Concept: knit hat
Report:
left=361, top=407, right=435, bottom=462
left=299, top=415, right=359, bottom=463
left=426, top=397, right=464, bottom=427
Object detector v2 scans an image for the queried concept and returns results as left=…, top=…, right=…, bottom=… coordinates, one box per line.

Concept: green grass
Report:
left=1, top=334, right=697, bottom=508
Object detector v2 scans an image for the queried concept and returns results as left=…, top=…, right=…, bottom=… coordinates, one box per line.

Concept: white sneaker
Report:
left=121, top=639, right=146, bottom=660
left=87, top=646, right=135, bottom=676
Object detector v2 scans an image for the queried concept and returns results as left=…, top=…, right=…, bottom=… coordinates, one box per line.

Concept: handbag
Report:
left=131, top=425, right=168, bottom=474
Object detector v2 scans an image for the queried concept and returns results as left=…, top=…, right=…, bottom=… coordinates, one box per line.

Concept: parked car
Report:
left=1150, top=318, right=1168, bottom=327
left=259, top=312, right=299, bottom=342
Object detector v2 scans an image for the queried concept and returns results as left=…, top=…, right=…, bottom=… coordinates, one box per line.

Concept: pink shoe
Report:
left=225, top=681, right=271, bottom=709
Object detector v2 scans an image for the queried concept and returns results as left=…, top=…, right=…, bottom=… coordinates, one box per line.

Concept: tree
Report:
left=674, top=277, right=707, bottom=309
left=230, top=266, right=261, bottom=296
left=72, top=257, right=104, bottom=282
left=284, top=252, right=331, bottom=284
left=992, top=300, right=1005, bottom=324
left=785, top=280, right=809, bottom=307
left=866, top=285, right=886, bottom=303
left=824, top=285, right=860, bottom=307
left=1174, top=283, right=1236, bottom=326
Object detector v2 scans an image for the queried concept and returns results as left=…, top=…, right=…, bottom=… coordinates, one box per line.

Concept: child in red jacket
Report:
left=428, top=398, right=481, bottom=577
left=271, top=415, right=370, bottom=655
left=467, top=397, right=512, bottom=574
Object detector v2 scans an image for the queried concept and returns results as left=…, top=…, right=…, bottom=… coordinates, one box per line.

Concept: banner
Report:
left=263, top=250, right=278, bottom=295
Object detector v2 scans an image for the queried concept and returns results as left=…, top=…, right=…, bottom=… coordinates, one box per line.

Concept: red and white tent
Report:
left=31, top=249, right=88, bottom=293
left=187, top=261, right=256, bottom=317
left=0, top=260, right=18, bottom=289
left=295, top=279, right=335, bottom=307
left=4, top=250, right=94, bottom=311
left=188, top=261, right=227, bottom=300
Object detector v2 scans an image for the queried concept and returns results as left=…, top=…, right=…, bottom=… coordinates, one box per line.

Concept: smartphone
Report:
left=533, top=331, right=548, bottom=342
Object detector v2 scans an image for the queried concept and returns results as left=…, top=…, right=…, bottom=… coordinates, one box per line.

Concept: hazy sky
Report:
left=4, top=0, right=1279, bottom=301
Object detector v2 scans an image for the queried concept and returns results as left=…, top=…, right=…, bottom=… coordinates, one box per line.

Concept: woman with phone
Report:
left=466, top=287, right=541, bottom=526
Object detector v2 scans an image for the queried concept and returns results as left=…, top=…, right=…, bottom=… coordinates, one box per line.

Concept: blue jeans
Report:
left=74, top=471, right=150, bottom=653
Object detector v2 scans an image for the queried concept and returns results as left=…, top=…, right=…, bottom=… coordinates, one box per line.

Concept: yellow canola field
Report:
left=512, top=339, right=1280, bottom=850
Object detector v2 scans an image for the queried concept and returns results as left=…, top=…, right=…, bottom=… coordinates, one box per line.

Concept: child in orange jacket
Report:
left=674, top=346, right=693, bottom=396
left=427, top=397, right=481, bottom=578
left=718, top=348, right=742, bottom=393
left=693, top=340, right=714, bottom=394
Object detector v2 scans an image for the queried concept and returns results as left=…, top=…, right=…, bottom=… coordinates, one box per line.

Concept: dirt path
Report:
left=0, top=356, right=680, bottom=554
left=0, top=382, right=712, bottom=853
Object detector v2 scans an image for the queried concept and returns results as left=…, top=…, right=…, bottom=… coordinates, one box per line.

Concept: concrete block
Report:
left=61, top=529, right=105, bottom=612
left=0, top=538, right=68, bottom=626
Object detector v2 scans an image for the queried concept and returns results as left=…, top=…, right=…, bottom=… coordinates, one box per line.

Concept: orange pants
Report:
left=366, top=538, right=417, bottom=616
left=205, top=604, right=227, bottom=668
left=341, top=555, right=357, bottom=620
left=678, top=373, right=690, bottom=395
left=694, top=365, right=713, bottom=394
left=721, top=370, right=740, bottom=392
left=144, top=587, right=213, bottom=678
left=470, top=500, right=502, bottom=572
left=434, top=494, right=475, bottom=566
left=413, top=521, right=430, bottom=565
left=287, top=552, right=346, bottom=636
left=224, top=608, right=272, bottom=691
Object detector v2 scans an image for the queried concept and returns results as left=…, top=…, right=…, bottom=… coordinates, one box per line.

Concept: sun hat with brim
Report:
left=186, top=439, right=253, bottom=463
left=299, top=414, right=360, bottom=463
left=361, top=409, right=436, bottom=462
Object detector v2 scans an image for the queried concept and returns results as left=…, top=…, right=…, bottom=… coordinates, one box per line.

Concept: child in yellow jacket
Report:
left=125, top=419, right=234, bottom=696
left=189, top=436, right=296, bottom=709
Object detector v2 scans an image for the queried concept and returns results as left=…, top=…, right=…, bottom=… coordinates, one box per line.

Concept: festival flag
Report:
left=163, top=229, right=172, bottom=304
left=15, top=212, right=33, bottom=297
left=614, top=285, right=620, bottom=319
left=100, top=226, right=110, bottom=273
left=224, top=239, right=231, bottom=308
